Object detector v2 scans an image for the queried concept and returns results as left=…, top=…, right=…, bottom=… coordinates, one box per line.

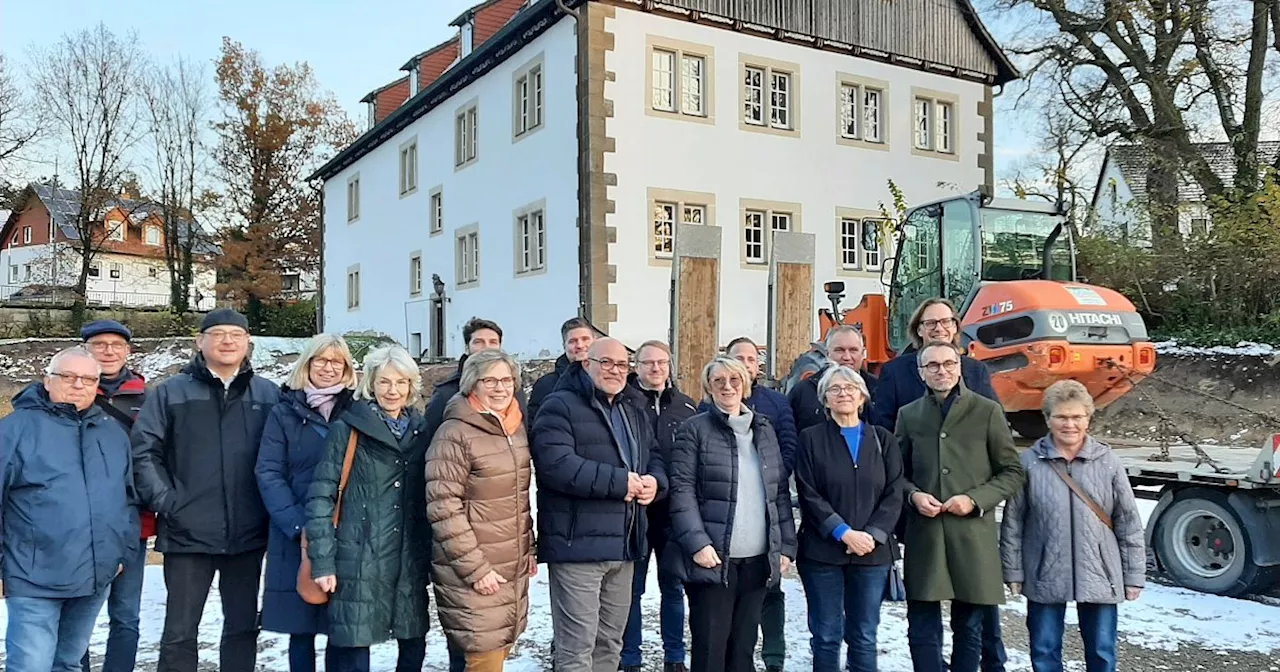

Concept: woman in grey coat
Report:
left=1000, top=380, right=1145, bottom=672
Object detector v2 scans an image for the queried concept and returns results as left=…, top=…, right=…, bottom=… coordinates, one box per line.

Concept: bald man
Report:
left=532, top=338, right=668, bottom=672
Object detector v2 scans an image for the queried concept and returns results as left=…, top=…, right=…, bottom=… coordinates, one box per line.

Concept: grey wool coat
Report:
left=1000, top=436, right=1146, bottom=604
left=896, top=384, right=1025, bottom=605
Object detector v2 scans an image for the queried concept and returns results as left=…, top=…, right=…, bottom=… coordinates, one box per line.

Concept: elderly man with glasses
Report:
left=533, top=337, right=668, bottom=672
left=1, top=346, right=139, bottom=671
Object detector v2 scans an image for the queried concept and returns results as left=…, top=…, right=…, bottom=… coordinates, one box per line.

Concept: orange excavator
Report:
left=782, top=190, right=1156, bottom=439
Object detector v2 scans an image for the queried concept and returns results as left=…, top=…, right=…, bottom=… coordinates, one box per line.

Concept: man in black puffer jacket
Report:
left=423, top=317, right=528, bottom=440
left=533, top=338, right=668, bottom=672
left=131, top=309, right=280, bottom=672
left=528, top=317, right=597, bottom=436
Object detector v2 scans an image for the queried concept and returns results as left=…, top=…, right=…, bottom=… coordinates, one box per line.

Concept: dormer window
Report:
left=460, top=20, right=474, bottom=57
left=145, top=226, right=161, bottom=245
left=106, top=218, right=125, bottom=241
left=366, top=101, right=376, bottom=128
left=408, top=62, right=420, bottom=97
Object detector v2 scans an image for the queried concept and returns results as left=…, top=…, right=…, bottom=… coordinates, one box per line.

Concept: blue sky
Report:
left=0, top=0, right=1035, bottom=180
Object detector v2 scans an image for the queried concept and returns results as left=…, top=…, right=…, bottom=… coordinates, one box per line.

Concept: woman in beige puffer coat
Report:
left=426, top=349, right=535, bottom=672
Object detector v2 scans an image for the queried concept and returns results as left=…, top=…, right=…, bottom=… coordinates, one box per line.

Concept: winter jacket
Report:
left=627, top=373, right=698, bottom=540
left=305, top=402, right=431, bottom=648
left=96, top=369, right=156, bottom=539
left=795, top=420, right=903, bottom=566
left=528, top=354, right=575, bottom=435
left=788, top=366, right=878, bottom=434
left=896, top=384, right=1025, bottom=605
left=532, top=366, right=668, bottom=564
left=662, top=408, right=797, bottom=588
left=870, top=349, right=998, bottom=430
left=424, top=354, right=529, bottom=441
left=0, top=384, right=138, bottom=599
left=131, top=354, right=279, bottom=555
left=699, top=384, right=799, bottom=476
left=255, top=386, right=354, bottom=635
left=1000, top=436, right=1146, bottom=604
left=426, top=397, right=534, bottom=654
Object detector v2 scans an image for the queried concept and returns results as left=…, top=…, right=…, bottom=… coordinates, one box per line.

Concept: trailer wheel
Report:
left=1007, top=411, right=1048, bottom=440
left=1153, top=489, right=1274, bottom=596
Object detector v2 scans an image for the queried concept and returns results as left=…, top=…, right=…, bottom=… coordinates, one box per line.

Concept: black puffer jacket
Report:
left=305, top=402, right=431, bottom=648
left=528, top=354, right=574, bottom=433
left=131, top=354, right=280, bottom=555
left=627, top=373, right=698, bottom=539
left=662, top=409, right=797, bottom=588
left=532, top=366, right=667, bottom=564
left=423, top=354, right=529, bottom=441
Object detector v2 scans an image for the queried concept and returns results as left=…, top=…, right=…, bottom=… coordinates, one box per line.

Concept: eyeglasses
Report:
left=919, top=360, right=960, bottom=374
left=87, top=341, right=129, bottom=353
left=310, top=356, right=347, bottom=371
left=1051, top=414, right=1089, bottom=424
left=637, top=359, right=670, bottom=369
left=203, top=329, right=248, bottom=343
left=375, top=378, right=411, bottom=392
left=709, top=376, right=743, bottom=390
left=825, top=384, right=860, bottom=398
left=478, top=376, right=516, bottom=390
left=589, top=358, right=629, bottom=372
left=51, top=371, right=100, bottom=387
left=920, top=317, right=959, bottom=330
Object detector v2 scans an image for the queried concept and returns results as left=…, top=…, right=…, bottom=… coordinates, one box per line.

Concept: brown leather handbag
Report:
left=297, top=429, right=359, bottom=605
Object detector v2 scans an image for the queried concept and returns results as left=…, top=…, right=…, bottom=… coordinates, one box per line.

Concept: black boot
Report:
left=664, top=664, right=689, bottom=672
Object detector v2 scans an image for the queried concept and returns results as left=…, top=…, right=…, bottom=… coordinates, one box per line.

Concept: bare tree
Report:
left=1001, top=104, right=1099, bottom=239
left=28, top=24, right=146, bottom=296
left=142, top=57, right=211, bottom=312
left=0, top=54, right=42, bottom=168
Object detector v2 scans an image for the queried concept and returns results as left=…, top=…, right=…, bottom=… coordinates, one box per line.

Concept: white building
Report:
left=1089, top=141, right=1280, bottom=246
left=0, top=184, right=219, bottom=310
left=313, top=0, right=1018, bottom=359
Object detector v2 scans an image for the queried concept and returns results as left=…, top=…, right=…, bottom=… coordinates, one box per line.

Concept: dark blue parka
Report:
left=0, top=384, right=139, bottom=599
left=255, top=386, right=354, bottom=635
left=532, top=366, right=668, bottom=564
left=698, top=384, right=799, bottom=476
left=869, top=349, right=998, bottom=431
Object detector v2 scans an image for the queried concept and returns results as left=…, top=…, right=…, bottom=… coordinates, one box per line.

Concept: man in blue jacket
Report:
left=533, top=337, right=667, bottom=672
left=725, top=336, right=799, bottom=672
left=1, top=347, right=138, bottom=671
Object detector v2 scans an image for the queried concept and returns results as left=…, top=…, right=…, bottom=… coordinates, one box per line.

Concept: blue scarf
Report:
left=371, top=401, right=410, bottom=439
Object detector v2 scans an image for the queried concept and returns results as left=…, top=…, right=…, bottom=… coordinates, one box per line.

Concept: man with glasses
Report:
left=533, top=337, right=667, bottom=672
left=789, top=325, right=879, bottom=434
left=1, top=347, right=138, bottom=671
left=132, top=308, right=280, bottom=672
left=620, top=340, right=696, bottom=672
left=75, top=320, right=150, bottom=672
left=895, top=341, right=1023, bottom=672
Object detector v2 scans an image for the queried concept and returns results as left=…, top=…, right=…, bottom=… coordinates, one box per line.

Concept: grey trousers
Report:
left=548, top=561, right=635, bottom=672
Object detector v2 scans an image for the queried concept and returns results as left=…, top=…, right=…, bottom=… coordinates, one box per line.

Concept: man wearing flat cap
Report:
left=132, top=308, right=281, bottom=672
left=77, top=319, right=151, bottom=672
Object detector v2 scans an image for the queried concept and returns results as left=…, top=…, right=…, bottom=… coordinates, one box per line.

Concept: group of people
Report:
left=0, top=297, right=1147, bottom=672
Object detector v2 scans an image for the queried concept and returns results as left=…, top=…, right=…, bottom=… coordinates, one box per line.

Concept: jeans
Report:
left=1026, top=601, right=1118, bottom=672
left=286, top=634, right=338, bottom=672
left=686, top=555, right=770, bottom=672
left=982, top=607, right=1007, bottom=672
left=548, top=561, right=635, bottom=672
left=157, top=550, right=265, bottom=672
left=759, top=582, right=786, bottom=669
left=907, top=600, right=1000, bottom=672
left=327, top=637, right=426, bottom=672
left=6, top=588, right=110, bottom=672
left=799, top=560, right=889, bottom=672
left=621, top=542, right=687, bottom=667
left=81, top=541, right=148, bottom=672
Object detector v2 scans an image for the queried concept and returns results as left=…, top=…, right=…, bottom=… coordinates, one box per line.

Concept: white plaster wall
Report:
left=1089, top=158, right=1145, bottom=244
left=322, top=18, right=580, bottom=359
left=604, top=8, right=989, bottom=348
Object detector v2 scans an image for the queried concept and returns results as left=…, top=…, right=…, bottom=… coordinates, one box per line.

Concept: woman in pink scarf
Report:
left=254, top=334, right=358, bottom=671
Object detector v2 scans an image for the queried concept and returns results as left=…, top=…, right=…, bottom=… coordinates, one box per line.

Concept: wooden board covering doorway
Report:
left=670, top=223, right=722, bottom=397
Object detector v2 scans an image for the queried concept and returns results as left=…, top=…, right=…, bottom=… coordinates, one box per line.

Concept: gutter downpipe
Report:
left=557, top=0, right=591, bottom=320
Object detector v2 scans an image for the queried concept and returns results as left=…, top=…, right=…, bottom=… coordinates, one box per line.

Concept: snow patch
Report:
left=1155, top=340, right=1277, bottom=358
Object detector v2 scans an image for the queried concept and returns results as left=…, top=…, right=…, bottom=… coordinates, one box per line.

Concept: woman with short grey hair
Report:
left=795, top=364, right=903, bottom=672
left=1000, top=379, right=1144, bottom=672
left=427, top=347, right=534, bottom=672
left=305, top=344, right=432, bottom=669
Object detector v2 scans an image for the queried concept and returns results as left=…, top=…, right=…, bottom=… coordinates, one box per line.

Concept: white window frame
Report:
left=346, top=174, right=361, bottom=222
left=740, top=198, right=802, bottom=267
left=109, top=262, right=123, bottom=280
left=646, top=37, right=714, bottom=124
left=513, top=57, right=545, bottom=139
left=346, top=265, right=360, bottom=310
left=409, top=251, right=423, bottom=295
left=740, top=55, right=801, bottom=137
left=399, top=138, right=419, bottom=196
left=22, top=226, right=32, bottom=244
left=837, top=75, right=888, bottom=149
left=915, top=98, right=933, bottom=150
left=646, top=188, right=715, bottom=265
left=88, top=263, right=101, bottom=278
left=149, top=266, right=160, bottom=279
left=456, top=225, right=480, bottom=288
left=428, top=186, right=444, bottom=235
left=455, top=101, right=479, bottom=169
left=22, top=264, right=31, bottom=281
left=145, top=226, right=161, bottom=245
left=106, top=219, right=125, bottom=241
left=514, top=202, right=548, bottom=276
left=7, top=265, right=16, bottom=283
left=912, top=89, right=959, bottom=159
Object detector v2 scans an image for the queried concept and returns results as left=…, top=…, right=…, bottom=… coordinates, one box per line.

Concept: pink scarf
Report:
left=305, top=383, right=346, bottom=421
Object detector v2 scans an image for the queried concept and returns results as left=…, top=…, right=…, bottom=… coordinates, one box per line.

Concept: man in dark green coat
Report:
left=895, top=341, right=1024, bottom=672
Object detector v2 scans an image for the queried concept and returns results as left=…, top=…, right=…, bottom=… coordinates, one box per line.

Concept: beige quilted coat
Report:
left=426, top=396, right=534, bottom=654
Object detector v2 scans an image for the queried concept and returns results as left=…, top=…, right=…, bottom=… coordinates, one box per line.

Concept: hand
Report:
left=841, top=530, right=876, bottom=556
left=314, top=575, right=337, bottom=593
left=637, top=475, right=659, bottom=505
left=527, top=556, right=538, bottom=577
left=942, top=495, right=976, bottom=517
left=780, top=556, right=793, bottom=575
left=1125, top=586, right=1142, bottom=601
left=626, top=472, right=644, bottom=502
left=473, top=570, right=508, bottom=596
left=692, top=545, right=722, bottom=569
left=911, top=491, right=944, bottom=518
left=1007, top=582, right=1022, bottom=596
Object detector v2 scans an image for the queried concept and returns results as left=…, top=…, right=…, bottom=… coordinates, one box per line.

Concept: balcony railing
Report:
left=0, top=285, right=216, bottom=311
